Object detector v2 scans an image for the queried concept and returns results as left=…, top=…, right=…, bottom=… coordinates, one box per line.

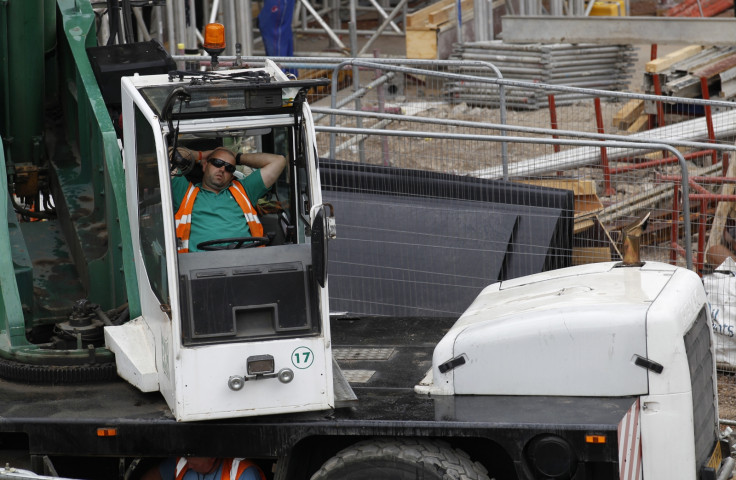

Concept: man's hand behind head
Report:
left=238, top=152, right=286, bottom=189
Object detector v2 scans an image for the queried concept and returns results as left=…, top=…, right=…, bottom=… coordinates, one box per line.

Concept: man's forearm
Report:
left=236, top=152, right=283, bottom=169
left=170, top=146, right=212, bottom=169
left=173, top=148, right=277, bottom=169
left=171, top=147, right=285, bottom=187
left=237, top=153, right=286, bottom=188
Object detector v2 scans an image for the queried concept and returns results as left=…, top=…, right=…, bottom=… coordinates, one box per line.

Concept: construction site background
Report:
left=92, top=0, right=736, bottom=418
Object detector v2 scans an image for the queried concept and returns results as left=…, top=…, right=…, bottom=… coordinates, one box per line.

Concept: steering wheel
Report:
left=197, top=236, right=270, bottom=251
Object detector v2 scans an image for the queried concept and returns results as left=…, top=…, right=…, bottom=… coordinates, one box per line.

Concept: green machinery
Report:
left=0, top=0, right=139, bottom=379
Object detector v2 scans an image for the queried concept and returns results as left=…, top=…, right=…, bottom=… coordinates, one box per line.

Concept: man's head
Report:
left=201, top=147, right=237, bottom=193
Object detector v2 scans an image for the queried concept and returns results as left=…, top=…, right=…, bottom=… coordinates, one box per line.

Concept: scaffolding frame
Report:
left=93, top=0, right=418, bottom=57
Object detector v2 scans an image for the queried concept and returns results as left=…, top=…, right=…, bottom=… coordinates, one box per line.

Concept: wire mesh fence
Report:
left=175, top=54, right=736, bottom=415
left=296, top=58, right=736, bottom=378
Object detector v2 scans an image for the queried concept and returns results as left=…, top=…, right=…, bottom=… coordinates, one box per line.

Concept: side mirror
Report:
left=311, top=203, right=336, bottom=288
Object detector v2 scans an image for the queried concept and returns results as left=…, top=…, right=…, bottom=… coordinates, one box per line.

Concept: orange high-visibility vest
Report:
left=174, top=458, right=266, bottom=480
left=174, top=182, right=263, bottom=253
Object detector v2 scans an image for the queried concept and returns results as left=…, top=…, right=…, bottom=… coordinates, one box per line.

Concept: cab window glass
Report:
left=135, top=105, right=169, bottom=304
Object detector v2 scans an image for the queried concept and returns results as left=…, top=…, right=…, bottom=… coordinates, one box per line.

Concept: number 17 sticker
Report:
left=292, top=346, right=314, bottom=369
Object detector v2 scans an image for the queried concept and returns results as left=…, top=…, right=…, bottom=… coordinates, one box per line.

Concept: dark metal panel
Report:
left=324, top=191, right=519, bottom=316
left=685, top=307, right=719, bottom=471
left=320, top=161, right=573, bottom=317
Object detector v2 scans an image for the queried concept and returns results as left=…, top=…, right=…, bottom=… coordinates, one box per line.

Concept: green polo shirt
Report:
left=172, top=171, right=268, bottom=252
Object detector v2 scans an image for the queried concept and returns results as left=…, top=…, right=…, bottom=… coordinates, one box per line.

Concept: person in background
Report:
left=258, top=0, right=297, bottom=76
left=141, top=456, right=266, bottom=480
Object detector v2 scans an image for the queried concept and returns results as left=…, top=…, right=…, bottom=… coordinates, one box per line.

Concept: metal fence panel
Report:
left=175, top=55, right=736, bottom=417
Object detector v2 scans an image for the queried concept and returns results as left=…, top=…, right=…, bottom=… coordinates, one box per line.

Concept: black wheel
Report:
left=197, top=236, right=269, bottom=251
left=310, top=439, right=491, bottom=480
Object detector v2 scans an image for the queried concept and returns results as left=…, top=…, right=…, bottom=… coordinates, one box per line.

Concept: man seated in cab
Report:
left=172, top=146, right=286, bottom=253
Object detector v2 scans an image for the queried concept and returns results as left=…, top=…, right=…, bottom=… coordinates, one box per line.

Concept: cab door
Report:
left=114, top=78, right=180, bottom=404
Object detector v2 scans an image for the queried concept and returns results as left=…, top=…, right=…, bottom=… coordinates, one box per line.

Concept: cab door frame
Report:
left=118, top=76, right=181, bottom=404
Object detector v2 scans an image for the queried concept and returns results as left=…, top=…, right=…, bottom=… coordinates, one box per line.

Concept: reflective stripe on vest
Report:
left=228, top=182, right=264, bottom=239
left=174, top=182, right=263, bottom=253
left=174, top=458, right=188, bottom=480
left=174, top=458, right=266, bottom=480
left=222, top=458, right=266, bottom=480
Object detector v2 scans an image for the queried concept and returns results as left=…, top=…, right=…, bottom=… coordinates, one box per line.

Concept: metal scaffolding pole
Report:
left=238, top=0, right=254, bottom=55
left=550, top=0, right=563, bottom=14
left=175, top=0, right=186, bottom=50
left=225, top=0, right=237, bottom=55
left=157, top=0, right=412, bottom=58
left=366, top=0, right=402, bottom=33
left=298, top=0, right=348, bottom=51
left=165, top=0, right=176, bottom=54
left=357, top=0, right=409, bottom=56
left=133, top=7, right=151, bottom=41
left=473, top=0, right=487, bottom=41
left=210, top=0, right=221, bottom=22
left=330, top=0, right=341, bottom=49
left=348, top=0, right=365, bottom=163
left=151, top=4, right=165, bottom=44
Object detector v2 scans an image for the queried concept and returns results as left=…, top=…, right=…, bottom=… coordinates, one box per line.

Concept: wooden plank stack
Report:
left=613, top=99, right=647, bottom=132
left=406, top=0, right=476, bottom=59
left=644, top=45, right=736, bottom=103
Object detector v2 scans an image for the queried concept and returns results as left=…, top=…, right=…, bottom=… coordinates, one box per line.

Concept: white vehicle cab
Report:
left=105, top=60, right=337, bottom=421
left=417, top=214, right=732, bottom=480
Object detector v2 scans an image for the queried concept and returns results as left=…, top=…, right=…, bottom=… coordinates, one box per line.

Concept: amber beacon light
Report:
left=203, top=23, right=226, bottom=68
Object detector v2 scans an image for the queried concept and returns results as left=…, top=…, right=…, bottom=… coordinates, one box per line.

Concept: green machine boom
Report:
left=0, top=0, right=139, bottom=380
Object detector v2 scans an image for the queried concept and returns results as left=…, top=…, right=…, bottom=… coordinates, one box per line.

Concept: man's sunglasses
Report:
left=208, top=157, right=236, bottom=173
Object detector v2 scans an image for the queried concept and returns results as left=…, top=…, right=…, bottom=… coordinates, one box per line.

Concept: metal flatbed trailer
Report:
left=0, top=317, right=630, bottom=479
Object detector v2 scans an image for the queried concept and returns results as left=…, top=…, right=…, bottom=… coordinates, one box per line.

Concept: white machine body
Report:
left=106, top=61, right=334, bottom=421
left=418, top=260, right=721, bottom=479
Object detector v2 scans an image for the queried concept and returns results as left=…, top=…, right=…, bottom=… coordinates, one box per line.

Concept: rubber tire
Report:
left=309, top=438, right=491, bottom=480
